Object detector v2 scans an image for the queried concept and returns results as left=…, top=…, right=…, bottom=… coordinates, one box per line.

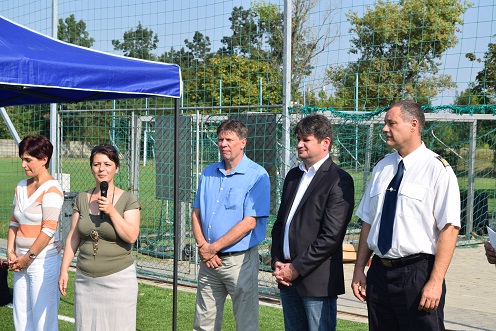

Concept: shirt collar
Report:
left=218, top=154, right=249, bottom=175
left=396, top=142, right=426, bottom=171
left=299, top=153, right=329, bottom=174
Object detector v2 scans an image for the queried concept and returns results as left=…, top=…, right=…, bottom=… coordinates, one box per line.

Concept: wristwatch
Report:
left=27, top=250, right=37, bottom=259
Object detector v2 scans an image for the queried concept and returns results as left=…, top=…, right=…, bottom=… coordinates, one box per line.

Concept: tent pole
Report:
left=0, top=107, right=21, bottom=144
left=282, top=0, right=292, bottom=177
left=50, top=0, right=59, bottom=177
left=172, top=98, right=180, bottom=331
left=49, top=103, right=58, bottom=176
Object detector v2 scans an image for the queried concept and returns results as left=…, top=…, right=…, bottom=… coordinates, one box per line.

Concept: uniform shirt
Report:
left=356, top=143, right=461, bottom=259
left=193, top=154, right=270, bottom=253
left=282, top=154, right=329, bottom=260
left=10, top=179, right=63, bottom=258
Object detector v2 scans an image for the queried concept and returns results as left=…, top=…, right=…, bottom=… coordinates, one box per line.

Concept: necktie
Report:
left=378, top=160, right=404, bottom=255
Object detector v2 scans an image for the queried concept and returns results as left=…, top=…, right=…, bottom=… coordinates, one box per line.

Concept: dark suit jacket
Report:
left=271, top=157, right=355, bottom=297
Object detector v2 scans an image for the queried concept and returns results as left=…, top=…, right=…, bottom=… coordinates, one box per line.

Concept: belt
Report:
left=217, top=250, right=247, bottom=257
left=377, top=253, right=433, bottom=268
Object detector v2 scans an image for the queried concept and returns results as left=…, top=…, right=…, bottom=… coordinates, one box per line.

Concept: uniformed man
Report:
left=351, top=100, right=460, bottom=331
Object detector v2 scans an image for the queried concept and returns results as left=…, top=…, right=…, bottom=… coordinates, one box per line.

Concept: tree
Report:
left=453, top=82, right=484, bottom=106
left=219, top=6, right=261, bottom=57
left=193, top=54, right=282, bottom=107
left=327, top=0, right=469, bottom=110
left=287, top=0, right=337, bottom=98
left=112, top=22, right=159, bottom=60
left=185, top=31, right=211, bottom=62
left=455, top=41, right=496, bottom=149
left=220, top=1, right=336, bottom=98
left=58, top=14, right=95, bottom=48
left=159, top=31, right=213, bottom=107
left=465, top=37, right=496, bottom=104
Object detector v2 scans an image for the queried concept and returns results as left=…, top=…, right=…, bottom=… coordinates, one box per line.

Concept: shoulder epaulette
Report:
left=436, top=155, right=450, bottom=167
left=374, top=155, right=385, bottom=166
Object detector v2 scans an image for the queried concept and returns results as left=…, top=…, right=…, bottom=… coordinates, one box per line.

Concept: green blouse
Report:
left=73, top=191, right=141, bottom=277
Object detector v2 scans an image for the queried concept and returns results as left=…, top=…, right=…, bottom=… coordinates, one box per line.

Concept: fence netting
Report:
left=0, top=0, right=495, bottom=297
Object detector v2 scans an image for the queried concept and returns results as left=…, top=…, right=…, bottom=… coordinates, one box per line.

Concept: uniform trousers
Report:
left=194, top=245, right=259, bottom=331
left=366, top=254, right=446, bottom=331
left=13, top=253, right=61, bottom=331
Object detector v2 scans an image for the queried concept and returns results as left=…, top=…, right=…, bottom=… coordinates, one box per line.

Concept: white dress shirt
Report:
left=283, top=154, right=329, bottom=260
left=356, top=143, right=461, bottom=258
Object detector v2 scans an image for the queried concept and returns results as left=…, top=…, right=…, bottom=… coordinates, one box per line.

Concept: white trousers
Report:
left=13, top=253, right=61, bottom=331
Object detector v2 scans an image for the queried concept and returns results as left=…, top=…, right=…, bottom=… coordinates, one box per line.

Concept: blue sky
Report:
left=1, top=0, right=495, bottom=106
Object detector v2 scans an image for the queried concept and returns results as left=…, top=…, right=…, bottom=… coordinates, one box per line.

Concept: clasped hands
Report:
left=197, top=242, right=222, bottom=269
left=273, top=261, right=299, bottom=286
left=7, top=252, right=30, bottom=272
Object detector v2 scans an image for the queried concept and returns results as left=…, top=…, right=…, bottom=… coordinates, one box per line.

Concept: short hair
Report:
left=294, top=114, right=333, bottom=143
left=216, top=119, right=248, bottom=139
left=388, top=100, right=425, bottom=132
left=90, top=144, right=120, bottom=168
left=18, top=135, right=53, bottom=168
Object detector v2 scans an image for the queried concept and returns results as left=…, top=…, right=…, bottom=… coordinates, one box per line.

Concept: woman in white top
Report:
left=7, top=135, right=64, bottom=331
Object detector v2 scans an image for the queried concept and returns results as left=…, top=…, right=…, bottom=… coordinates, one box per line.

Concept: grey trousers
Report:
left=193, top=246, right=259, bottom=331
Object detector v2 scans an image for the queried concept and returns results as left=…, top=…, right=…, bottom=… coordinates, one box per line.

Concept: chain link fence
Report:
left=52, top=106, right=496, bottom=296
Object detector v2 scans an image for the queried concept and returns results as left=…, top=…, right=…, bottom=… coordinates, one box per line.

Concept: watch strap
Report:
left=27, top=250, right=37, bottom=259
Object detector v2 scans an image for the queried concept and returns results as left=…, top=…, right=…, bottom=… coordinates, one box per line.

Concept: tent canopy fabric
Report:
left=0, top=15, right=182, bottom=107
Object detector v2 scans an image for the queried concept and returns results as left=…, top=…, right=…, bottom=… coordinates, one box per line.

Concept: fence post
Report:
left=465, top=120, right=477, bottom=238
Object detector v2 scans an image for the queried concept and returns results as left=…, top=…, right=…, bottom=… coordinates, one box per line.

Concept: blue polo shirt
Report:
left=193, top=154, right=270, bottom=253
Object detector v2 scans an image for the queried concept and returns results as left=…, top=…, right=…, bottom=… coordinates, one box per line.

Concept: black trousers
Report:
left=366, top=255, right=446, bottom=331
left=0, top=265, right=12, bottom=306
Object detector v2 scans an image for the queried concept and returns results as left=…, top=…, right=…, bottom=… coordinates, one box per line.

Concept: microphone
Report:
left=100, top=181, right=108, bottom=219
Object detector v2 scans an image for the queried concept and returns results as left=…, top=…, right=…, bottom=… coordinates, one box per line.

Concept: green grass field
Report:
left=0, top=270, right=368, bottom=331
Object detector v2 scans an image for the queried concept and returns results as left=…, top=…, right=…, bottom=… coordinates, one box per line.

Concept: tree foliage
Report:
left=58, top=14, right=95, bottom=48
left=219, top=6, right=262, bottom=57
left=463, top=37, right=496, bottom=104
left=327, top=0, right=469, bottom=110
left=185, top=31, right=211, bottom=62
left=455, top=41, right=496, bottom=149
left=192, top=54, right=282, bottom=107
left=112, top=22, right=159, bottom=60
left=219, top=1, right=336, bottom=99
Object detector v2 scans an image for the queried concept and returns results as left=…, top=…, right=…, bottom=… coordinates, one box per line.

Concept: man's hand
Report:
left=197, top=242, right=217, bottom=263
left=273, top=261, right=299, bottom=286
left=484, top=241, right=496, bottom=264
left=418, top=278, right=442, bottom=312
left=205, top=255, right=223, bottom=269
left=197, top=242, right=222, bottom=268
left=351, top=270, right=367, bottom=302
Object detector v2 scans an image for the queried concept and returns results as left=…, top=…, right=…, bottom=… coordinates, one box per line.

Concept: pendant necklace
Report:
left=89, top=185, right=115, bottom=255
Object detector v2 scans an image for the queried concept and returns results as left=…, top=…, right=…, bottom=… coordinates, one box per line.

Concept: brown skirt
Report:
left=74, top=264, right=138, bottom=331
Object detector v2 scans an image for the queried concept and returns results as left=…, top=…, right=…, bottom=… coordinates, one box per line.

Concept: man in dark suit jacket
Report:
left=271, top=114, right=355, bottom=331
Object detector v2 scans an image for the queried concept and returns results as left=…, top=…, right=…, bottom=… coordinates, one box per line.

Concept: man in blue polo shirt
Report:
left=192, top=119, right=270, bottom=331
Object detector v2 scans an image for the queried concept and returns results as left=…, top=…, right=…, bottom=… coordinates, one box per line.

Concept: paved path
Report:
left=339, top=244, right=496, bottom=330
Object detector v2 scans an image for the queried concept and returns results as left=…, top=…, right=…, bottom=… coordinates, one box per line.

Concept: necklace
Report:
left=89, top=185, right=116, bottom=256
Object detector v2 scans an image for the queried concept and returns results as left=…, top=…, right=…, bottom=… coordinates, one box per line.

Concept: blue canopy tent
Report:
left=0, top=15, right=183, bottom=329
left=0, top=16, right=181, bottom=106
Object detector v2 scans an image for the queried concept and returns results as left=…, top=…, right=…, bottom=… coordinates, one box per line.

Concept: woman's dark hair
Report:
left=90, top=144, right=120, bottom=168
left=18, top=135, right=53, bottom=168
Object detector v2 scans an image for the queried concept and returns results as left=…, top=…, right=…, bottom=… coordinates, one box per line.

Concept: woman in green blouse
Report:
left=59, top=144, right=141, bottom=331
